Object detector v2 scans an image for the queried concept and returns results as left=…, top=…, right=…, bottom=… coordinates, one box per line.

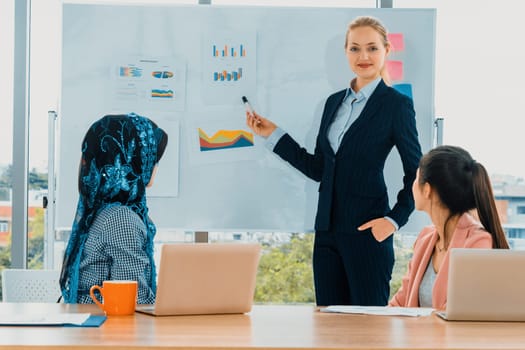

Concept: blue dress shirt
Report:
left=327, top=77, right=380, bottom=152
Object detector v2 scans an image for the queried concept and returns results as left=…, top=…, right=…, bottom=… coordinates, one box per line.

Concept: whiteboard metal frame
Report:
left=45, top=111, right=58, bottom=269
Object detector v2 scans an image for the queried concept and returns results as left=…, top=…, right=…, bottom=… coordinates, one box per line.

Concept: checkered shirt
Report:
left=76, top=205, right=155, bottom=304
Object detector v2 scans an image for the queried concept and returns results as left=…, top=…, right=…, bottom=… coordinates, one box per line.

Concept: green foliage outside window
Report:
left=390, top=235, right=413, bottom=298
left=0, top=165, right=47, bottom=190
left=255, top=233, right=315, bottom=303
left=28, top=208, right=45, bottom=269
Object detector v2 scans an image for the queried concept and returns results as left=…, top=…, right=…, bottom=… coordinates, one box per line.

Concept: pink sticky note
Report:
left=385, top=60, right=403, bottom=81
left=387, top=33, right=405, bottom=52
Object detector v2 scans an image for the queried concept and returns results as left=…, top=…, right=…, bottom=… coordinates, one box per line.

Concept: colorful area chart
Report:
left=198, top=128, right=254, bottom=151
left=151, top=89, right=173, bottom=98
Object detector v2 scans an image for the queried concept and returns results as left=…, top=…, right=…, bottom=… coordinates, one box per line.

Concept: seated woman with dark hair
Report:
left=59, top=113, right=168, bottom=304
left=389, top=145, right=509, bottom=310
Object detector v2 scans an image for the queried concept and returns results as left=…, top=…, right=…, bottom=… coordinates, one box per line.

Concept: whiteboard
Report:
left=58, top=3, right=435, bottom=232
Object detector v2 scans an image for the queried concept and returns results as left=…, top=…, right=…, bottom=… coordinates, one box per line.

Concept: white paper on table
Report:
left=0, top=313, right=91, bottom=325
left=320, top=306, right=434, bottom=317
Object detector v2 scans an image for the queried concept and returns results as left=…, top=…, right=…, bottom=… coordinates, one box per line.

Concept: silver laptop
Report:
left=136, top=243, right=261, bottom=316
left=436, top=248, right=525, bottom=321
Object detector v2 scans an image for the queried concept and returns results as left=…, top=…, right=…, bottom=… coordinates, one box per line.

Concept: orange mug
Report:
left=89, top=280, right=137, bottom=316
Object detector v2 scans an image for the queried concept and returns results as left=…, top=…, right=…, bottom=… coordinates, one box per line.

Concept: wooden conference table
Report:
left=0, top=303, right=524, bottom=349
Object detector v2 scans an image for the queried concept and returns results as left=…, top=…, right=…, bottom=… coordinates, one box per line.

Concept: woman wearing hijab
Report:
left=60, top=113, right=168, bottom=304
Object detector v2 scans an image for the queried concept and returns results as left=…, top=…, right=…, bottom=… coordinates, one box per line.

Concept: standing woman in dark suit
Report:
left=246, top=16, right=422, bottom=306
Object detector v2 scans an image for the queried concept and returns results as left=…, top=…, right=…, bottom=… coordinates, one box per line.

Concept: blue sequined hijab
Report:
left=60, top=113, right=168, bottom=303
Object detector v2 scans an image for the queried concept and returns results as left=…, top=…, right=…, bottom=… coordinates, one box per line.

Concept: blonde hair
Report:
left=345, top=16, right=391, bottom=84
left=345, top=16, right=389, bottom=49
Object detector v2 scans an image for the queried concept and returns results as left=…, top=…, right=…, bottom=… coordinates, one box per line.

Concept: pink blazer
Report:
left=389, top=213, right=492, bottom=310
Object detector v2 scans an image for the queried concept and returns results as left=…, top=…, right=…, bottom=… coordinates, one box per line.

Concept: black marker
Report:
left=241, top=96, right=254, bottom=115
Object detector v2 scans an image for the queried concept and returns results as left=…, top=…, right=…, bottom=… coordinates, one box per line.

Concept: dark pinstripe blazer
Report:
left=273, top=80, right=422, bottom=233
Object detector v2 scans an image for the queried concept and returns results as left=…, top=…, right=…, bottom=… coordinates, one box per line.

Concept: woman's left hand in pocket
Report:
left=358, top=218, right=395, bottom=242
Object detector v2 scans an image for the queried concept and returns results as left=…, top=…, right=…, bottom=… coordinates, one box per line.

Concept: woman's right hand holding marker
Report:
left=246, top=111, right=277, bottom=138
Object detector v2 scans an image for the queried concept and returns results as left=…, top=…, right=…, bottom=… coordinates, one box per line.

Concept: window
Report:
left=0, top=0, right=14, bottom=298
left=396, top=0, right=525, bottom=180
left=395, top=0, right=525, bottom=254
left=0, top=3, right=14, bottom=169
left=15, top=0, right=525, bottom=305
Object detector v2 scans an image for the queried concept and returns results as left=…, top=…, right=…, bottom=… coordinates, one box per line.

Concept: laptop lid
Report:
left=443, top=248, right=525, bottom=321
left=137, top=243, right=261, bottom=316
